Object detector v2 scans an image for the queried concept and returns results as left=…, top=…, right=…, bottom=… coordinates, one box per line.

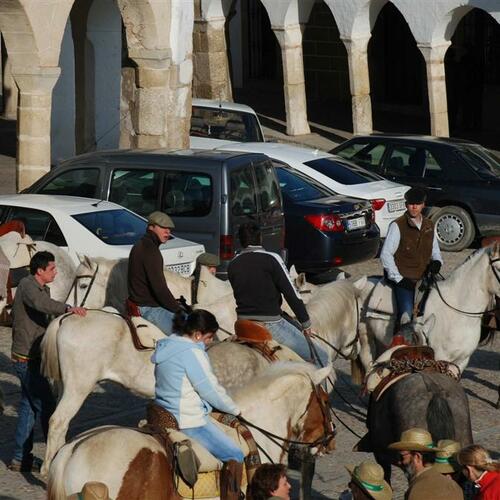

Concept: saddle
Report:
left=366, top=346, right=461, bottom=401
left=231, top=319, right=303, bottom=363
left=144, top=403, right=258, bottom=499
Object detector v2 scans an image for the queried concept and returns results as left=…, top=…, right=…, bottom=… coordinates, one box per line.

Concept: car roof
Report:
left=216, top=141, right=334, bottom=163
left=349, top=133, right=478, bottom=146
left=57, top=148, right=267, bottom=167
left=192, top=98, right=258, bottom=115
left=0, top=194, right=126, bottom=215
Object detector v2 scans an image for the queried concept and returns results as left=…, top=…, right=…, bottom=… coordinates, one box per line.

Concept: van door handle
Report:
left=428, top=186, right=442, bottom=191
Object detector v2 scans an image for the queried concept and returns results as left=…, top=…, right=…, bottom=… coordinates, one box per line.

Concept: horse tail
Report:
left=41, top=316, right=64, bottom=381
left=423, top=374, right=456, bottom=442
left=46, top=441, right=75, bottom=500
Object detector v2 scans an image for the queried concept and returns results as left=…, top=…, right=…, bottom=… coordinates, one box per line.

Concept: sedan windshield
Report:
left=72, top=209, right=147, bottom=246
left=304, top=157, right=383, bottom=185
left=190, top=106, right=263, bottom=142
left=276, top=167, right=335, bottom=202
left=459, top=145, right=500, bottom=178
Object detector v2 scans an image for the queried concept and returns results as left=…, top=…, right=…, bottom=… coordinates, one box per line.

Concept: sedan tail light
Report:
left=220, top=234, right=234, bottom=260
left=370, top=199, right=386, bottom=211
left=304, top=214, right=344, bottom=232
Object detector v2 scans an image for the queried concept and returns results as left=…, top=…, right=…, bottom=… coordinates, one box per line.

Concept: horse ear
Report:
left=83, top=255, right=92, bottom=269
left=493, top=241, right=500, bottom=258
left=422, top=314, right=436, bottom=335
left=335, top=272, right=346, bottom=281
left=289, top=265, right=298, bottom=280
left=311, top=365, right=333, bottom=386
left=296, top=273, right=307, bottom=290
left=353, top=276, right=367, bottom=290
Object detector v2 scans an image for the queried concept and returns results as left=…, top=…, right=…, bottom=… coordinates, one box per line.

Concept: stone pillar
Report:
left=2, top=57, right=19, bottom=119
left=342, top=37, right=373, bottom=135
left=129, top=49, right=171, bottom=149
left=273, top=24, right=310, bottom=136
left=418, top=43, right=450, bottom=137
left=13, top=67, right=60, bottom=192
left=193, top=16, right=232, bottom=100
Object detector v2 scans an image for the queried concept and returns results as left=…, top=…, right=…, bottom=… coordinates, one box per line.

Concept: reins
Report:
left=432, top=256, right=500, bottom=316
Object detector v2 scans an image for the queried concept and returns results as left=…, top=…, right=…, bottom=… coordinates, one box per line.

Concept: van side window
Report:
left=162, top=172, right=212, bottom=217
left=38, top=168, right=100, bottom=198
left=110, top=169, right=161, bottom=217
left=230, top=168, right=257, bottom=215
left=254, top=161, right=281, bottom=212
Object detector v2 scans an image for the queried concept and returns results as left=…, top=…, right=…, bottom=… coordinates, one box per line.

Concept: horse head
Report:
left=70, top=254, right=109, bottom=309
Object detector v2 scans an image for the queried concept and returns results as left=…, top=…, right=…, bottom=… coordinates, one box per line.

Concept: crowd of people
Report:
left=6, top=189, right=499, bottom=499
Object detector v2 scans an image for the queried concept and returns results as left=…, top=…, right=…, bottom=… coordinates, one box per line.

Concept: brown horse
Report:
left=47, top=362, right=335, bottom=499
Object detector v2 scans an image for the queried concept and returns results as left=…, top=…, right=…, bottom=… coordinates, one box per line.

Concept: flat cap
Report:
left=197, top=252, right=220, bottom=267
left=147, top=211, right=175, bottom=229
left=404, top=187, right=427, bottom=204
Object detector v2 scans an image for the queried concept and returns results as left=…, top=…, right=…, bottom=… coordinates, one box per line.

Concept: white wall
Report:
left=51, top=19, right=76, bottom=164
left=87, top=0, right=121, bottom=151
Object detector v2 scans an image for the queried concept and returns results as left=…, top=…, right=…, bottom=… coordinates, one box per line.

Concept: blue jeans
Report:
left=263, top=318, right=329, bottom=367
left=13, top=359, right=56, bottom=462
left=393, top=284, right=415, bottom=325
left=182, top=421, right=244, bottom=463
left=139, top=306, right=175, bottom=335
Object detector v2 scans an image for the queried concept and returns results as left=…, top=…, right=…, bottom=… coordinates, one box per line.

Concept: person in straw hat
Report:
left=389, top=427, right=464, bottom=500
left=340, top=461, right=393, bottom=500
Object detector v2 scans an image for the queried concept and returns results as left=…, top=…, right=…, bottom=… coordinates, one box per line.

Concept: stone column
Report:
left=129, top=49, right=171, bottom=149
left=2, top=57, right=19, bottom=119
left=418, top=43, right=450, bottom=137
left=342, top=36, right=373, bottom=135
left=193, top=16, right=232, bottom=100
left=273, top=24, right=310, bottom=136
left=12, top=67, right=60, bottom=192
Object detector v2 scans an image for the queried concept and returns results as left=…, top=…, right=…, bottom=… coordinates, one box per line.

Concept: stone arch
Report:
left=368, top=1, right=429, bottom=133
left=303, top=1, right=352, bottom=131
left=444, top=7, right=500, bottom=147
left=349, top=0, right=389, bottom=40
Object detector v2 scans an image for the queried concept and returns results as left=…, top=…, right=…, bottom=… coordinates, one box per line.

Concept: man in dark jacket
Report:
left=228, top=222, right=328, bottom=365
left=380, top=188, right=442, bottom=344
left=128, top=211, right=181, bottom=334
left=10, top=251, right=86, bottom=472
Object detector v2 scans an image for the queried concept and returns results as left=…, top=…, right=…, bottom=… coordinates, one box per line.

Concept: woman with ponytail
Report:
left=151, top=309, right=244, bottom=499
left=458, top=445, right=500, bottom=499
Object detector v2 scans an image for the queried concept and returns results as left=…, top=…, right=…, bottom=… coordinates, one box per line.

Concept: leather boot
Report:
left=220, top=460, right=244, bottom=500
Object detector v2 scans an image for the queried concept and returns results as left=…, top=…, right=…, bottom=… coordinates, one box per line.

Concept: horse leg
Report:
left=374, top=451, right=393, bottom=484
left=42, top=379, right=96, bottom=476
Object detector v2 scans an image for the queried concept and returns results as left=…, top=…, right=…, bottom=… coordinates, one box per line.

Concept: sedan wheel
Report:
left=433, top=206, right=475, bottom=252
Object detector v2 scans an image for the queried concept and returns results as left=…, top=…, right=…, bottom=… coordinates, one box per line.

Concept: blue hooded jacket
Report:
left=151, top=335, right=240, bottom=428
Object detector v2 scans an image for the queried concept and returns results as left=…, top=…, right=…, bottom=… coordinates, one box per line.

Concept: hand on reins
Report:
left=67, top=306, right=87, bottom=317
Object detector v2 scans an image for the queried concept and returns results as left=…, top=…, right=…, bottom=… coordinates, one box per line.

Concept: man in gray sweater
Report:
left=10, top=251, right=86, bottom=472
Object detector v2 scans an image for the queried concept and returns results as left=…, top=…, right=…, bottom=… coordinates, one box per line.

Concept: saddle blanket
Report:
left=131, top=316, right=166, bottom=348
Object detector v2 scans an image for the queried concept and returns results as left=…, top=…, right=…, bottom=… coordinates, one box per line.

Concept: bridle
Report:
left=64, top=264, right=100, bottom=307
left=433, top=256, right=500, bottom=316
left=237, top=377, right=336, bottom=463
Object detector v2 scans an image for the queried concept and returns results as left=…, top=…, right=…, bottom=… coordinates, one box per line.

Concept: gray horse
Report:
left=358, top=371, right=473, bottom=481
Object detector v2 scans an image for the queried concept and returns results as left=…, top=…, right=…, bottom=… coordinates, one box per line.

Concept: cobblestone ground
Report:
left=0, top=250, right=498, bottom=500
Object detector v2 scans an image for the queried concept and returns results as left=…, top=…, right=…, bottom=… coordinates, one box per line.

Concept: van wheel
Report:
left=431, top=206, right=475, bottom=252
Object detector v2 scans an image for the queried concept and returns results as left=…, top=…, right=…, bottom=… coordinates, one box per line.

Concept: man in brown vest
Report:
left=380, top=188, right=442, bottom=344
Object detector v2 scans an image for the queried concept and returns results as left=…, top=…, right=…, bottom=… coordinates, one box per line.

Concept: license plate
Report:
left=166, top=263, right=192, bottom=277
left=388, top=199, right=406, bottom=213
left=347, top=216, right=366, bottom=231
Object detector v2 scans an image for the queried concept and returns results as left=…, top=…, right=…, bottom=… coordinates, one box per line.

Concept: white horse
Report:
left=47, top=362, right=333, bottom=500
left=40, top=276, right=364, bottom=474
left=360, top=243, right=500, bottom=372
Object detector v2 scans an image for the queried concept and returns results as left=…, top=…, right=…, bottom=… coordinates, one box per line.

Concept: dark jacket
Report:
left=228, top=246, right=310, bottom=328
left=128, top=231, right=180, bottom=312
left=395, top=213, right=435, bottom=280
left=12, top=274, right=67, bottom=358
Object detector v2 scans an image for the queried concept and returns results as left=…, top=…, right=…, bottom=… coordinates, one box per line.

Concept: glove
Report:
left=428, top=260, right=442, bottom=275
left=398, top=277, right=416, bottom=290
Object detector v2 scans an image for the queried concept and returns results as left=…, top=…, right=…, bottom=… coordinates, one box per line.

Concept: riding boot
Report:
left=220, top=460, right=244, bottom=500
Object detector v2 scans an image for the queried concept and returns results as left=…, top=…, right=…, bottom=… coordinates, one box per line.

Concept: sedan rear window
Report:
left=72, top=209, right=147, bottom=246
left=276, top=167, right=334, bottom=202
left=304, top=158, right=382, bottom=185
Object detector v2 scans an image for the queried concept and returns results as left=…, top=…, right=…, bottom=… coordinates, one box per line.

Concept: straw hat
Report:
left=388, top=428, right=441, bottom=452
left=345, top=461, right=393, bottom=500
left=433, top=440, right=462, bottom=474
left=67, top=482, right=111, bottom=500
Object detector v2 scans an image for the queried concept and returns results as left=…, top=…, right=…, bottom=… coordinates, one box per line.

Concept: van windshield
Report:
left=72, top=209, right=147, bottom=245
left=191, top=106, right=263, bottom=142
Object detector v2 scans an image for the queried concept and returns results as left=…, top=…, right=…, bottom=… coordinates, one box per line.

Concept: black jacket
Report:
left=228, top=246, right=310, bottom=328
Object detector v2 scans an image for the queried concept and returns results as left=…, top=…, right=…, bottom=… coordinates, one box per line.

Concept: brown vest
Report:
left=394, top=213, right=434, bottom=280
